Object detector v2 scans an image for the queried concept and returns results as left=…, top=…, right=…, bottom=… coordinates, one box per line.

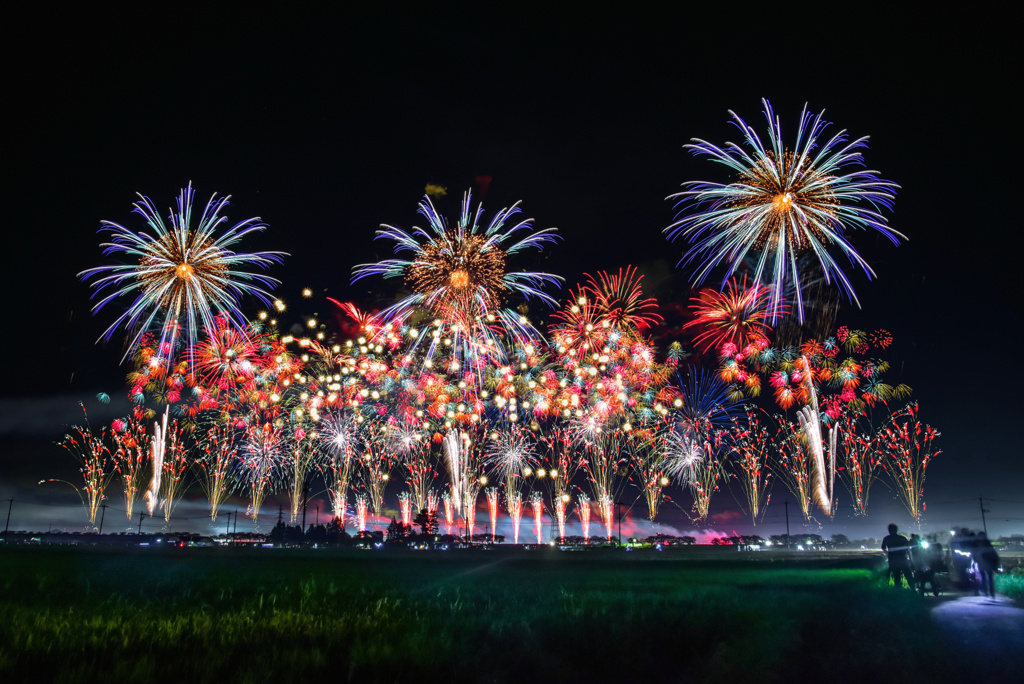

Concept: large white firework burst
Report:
left=667, top=99, right=902, bottom=322
left=81, top=183, right=285, bottom=361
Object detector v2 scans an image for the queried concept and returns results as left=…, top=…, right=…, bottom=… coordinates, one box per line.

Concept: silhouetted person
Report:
left=974, top=534, right=1000, bottom=598
left=918, top=542, right=947, bottom=596
left=881, top=523, right=912, bottom=589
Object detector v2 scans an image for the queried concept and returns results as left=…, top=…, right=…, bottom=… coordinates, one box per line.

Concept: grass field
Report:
left=0, top=546, right=962, bottom=683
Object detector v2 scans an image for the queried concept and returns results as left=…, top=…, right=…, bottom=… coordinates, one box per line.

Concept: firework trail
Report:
left=555, top=492, right=569, bottom=540
left=727, top=407, right=774, bottom=525
left=442, top=429, right=470, bottom=514
left=195, top=423, right=240, bottom=521
left=836, top=410, right=885, bottom=516
left=775, top=421, right=813, bottom=520
left=323, top=412, right=358, bottom=522
left=464, top=489, right=478, bottom=540
left=600, top=494, right=615, bottom=540
left=486, top=487, right=500, bottom=539
left=530, top=491, right=544, bottom=544
left=626, top=430, right=670, bottom=520
left=427, top=489, right=439, bottom=514
left=356, top=494, right=369, bottom=532
left=667, top=99, right=901, bottom=321
left=399, top=492, right=412, bottom=527
left=878, top=403, right=940, bottom=523
left=144, top=408, right=169, bottom=516
left=81, top=183, right=285, bottom=363
left=399, top=437, right=434, bottom=511
left=110, top=413, right=147, bottom=520
left=358, top=421, right=392, bottom=516
left=241, top=421, right=286, bottom=521
left=508, top=490, right=524, bottom=544
left=442, top=491, right=454, bottom=534
left=287, top=427, right=321, bottom=523
left=352, top=191, right=562, bottom=372
left=577, top=493, right=591, bottom=541
left=157, top=419, right=190, bottom=523
left=796, top=358, right=837, bottom=517
left=55, top=405, right=114, bottom=526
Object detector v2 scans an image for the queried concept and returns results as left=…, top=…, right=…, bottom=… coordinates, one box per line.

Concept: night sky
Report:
left=4, top=7, right=1021, bottom=538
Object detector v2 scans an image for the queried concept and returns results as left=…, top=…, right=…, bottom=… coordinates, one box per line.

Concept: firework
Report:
left=630, top=437, right=671, bottom=521
left=507, top=490, right=524, bottom=544
left=585, top=266, right=663, bottom=331
left=577, top=493, right=591, bottom=541
left=727, top=408, right=774, bottom=525
left=442, top=427, right=482, bottom=518
left=355, top=493, right=369, bottom=532
left=795, top=360, right=838, bottom=517
left=241, top=421, right=287, bottom=521
left=286, top=427, right=321, bottom=523
left=398, top=492, right=413, bottom=527
left=159, top=422, right=190, bottom=523
left=110, top=413, right=148, bottom=520
left=836, top=410, right=885, bottom=516
left=554, top=491, right=569, bottom=540
left=352, top=191, right=562, bottom=372
left=442, top=491, right=455, bottom=534
left=143, top=408, right=168, bottom=516
left=484, top=427, right=540, bottom=488
left=358, top=422, right=392, bottom=516
left=195, top=423, right=241, bottom=521
left=427, top=489, right=439, bottom=514
left=486, top=487, right=500, bottom=539
left=774, top=421, right=813, bottom=519
left=667, top=99, right=901, bottom=321
left=685, top=277, right=777, bottom=353
left=599, top=494, right=615, bottom=540
left=55, top=406, right=114, bottom=526
left=81, top=184, right=285, bottom=362
left=323, top=412, right=358, bottom=522
left=464, top=485, right=479, bottom=540
left=530, top=491, right=544, bottom=544
left=878, top=403, right=940, bottom=523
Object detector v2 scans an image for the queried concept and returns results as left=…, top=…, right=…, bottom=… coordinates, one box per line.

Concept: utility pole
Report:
left=233, top=509, right=238, bottom=535
left=138, top=512, right=146, bottom=535
left=225, top=511, right=231, bottom=538
left=315, top=506, right=319, bottom=527
left=979, top=497, right=989, bottom=536
left=98, top=504, right=107, bottom=535
left=4, top=498, right=12, bottom=535
left=784, top=500, right=790, bottom=548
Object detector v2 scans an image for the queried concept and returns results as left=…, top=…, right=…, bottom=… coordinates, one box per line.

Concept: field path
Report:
left=930, top=594, right=1024, bottom=675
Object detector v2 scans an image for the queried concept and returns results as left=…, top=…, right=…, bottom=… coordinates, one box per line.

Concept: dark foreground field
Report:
left=0, top=546, right=996, bottom=683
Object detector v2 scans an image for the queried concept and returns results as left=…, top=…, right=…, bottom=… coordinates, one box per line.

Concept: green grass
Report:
left=0, top=547, right=954, bottom=683
left=997, top=566, right=1024, bottom=606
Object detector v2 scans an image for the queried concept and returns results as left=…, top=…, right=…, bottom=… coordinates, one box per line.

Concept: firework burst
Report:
left=685, top=277, right=778, bottom=352
left=81, top=184, right=285, bottom=361
left=353, top=192, right=561, bottom=372
left=667, top=99, right=901, bottom=321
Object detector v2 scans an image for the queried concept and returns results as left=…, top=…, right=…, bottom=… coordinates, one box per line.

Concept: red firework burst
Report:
left=684, top=277, right=780, bottom=352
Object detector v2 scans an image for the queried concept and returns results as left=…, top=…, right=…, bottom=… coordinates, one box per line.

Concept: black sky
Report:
left=3, top=6, right=1021, bottom=536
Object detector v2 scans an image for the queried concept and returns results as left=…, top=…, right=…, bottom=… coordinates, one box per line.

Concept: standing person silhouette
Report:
left=974, top=533, right=1000, bottom=598
left=881, top=524, right=912, bottom=589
